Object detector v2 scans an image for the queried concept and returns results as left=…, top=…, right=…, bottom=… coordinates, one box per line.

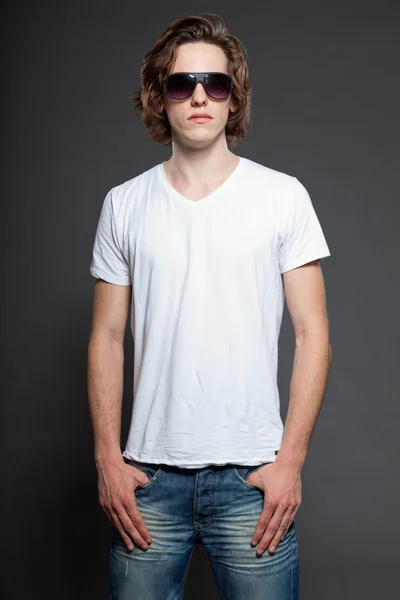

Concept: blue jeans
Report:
left=109, top=457, right=299, bottom=599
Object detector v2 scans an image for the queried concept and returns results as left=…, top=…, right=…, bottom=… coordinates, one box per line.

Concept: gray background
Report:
left=3, top=0, right=399, bottom=598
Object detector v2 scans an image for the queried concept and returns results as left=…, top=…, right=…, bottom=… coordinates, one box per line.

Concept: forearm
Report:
left=87, top=332, right=125, bottom=467
left=276, top=331, right=332, bottom=470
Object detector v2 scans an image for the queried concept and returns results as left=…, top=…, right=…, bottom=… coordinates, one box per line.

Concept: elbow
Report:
left=294, top=332, right=332, bottom=363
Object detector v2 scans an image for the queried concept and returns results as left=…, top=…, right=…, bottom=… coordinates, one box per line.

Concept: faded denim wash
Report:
left=109, top=457, right=299, bottom=599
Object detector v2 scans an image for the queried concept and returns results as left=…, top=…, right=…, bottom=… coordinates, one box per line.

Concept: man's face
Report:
left=159, top=42, right=235, bottom=146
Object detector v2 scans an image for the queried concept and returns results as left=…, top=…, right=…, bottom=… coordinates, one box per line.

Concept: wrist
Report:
left=275, top=449, right=305, bottom=471
left=94, top=445, right=123, bottom=467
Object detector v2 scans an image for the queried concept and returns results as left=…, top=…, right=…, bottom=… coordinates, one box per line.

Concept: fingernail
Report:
left=270, top=546, right=276, bottom=552
left=142, top=544, right=149, bottom=551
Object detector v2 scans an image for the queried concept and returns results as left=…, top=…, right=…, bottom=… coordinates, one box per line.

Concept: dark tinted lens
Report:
left=204, top=74, right=231, bottom=99
left=166, top=73, right=195, bottom=99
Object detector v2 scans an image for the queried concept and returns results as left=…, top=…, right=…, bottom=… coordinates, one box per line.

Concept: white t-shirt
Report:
left=90, top=156, right=331, bottom=467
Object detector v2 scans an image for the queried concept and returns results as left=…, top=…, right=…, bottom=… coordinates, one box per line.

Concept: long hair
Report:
left=131, top=13, right=252, bottom=146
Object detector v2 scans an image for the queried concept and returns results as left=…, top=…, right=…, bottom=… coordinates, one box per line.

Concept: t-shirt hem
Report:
left=280, top=250, right=331, bottom=274
left=90, top=266, right=131, bottom=286
left=122, top=450, right=279, bottom=468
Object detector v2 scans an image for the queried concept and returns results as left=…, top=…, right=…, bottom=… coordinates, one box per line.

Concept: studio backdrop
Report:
left=3, top=1, right=399, bottom=599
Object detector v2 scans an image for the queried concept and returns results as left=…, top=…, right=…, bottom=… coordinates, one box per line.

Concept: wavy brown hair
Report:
left=131, top=13, right=252, bottom=146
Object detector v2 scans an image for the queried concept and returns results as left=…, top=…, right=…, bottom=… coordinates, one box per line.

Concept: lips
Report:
left=189, top=114, right=212, bottom=119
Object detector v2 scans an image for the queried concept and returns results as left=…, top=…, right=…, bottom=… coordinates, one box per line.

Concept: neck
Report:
left=165, top=136, right=239, bottom=186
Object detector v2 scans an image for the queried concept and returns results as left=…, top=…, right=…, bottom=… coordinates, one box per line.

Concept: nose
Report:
left=191, top=81, right=208, bottom=104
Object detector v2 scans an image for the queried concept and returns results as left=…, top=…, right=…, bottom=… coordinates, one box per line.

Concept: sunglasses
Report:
left=164, top=72, right=232, bottom=100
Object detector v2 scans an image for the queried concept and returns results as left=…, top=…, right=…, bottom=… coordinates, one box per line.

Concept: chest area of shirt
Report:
left=128, top=197, right=278, bottom=274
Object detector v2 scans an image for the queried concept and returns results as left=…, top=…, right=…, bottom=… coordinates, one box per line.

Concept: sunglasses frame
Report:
left=164, top=72, right=233, bottom=101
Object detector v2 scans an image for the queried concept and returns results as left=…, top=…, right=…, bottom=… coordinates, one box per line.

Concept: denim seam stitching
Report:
left=193, top=470, right=216, bottom=530
left=290, top=523, right=293, bottom=599
left=192, top=471, right=200, bottom=531
left=108, top=542, right=114, bottom=599
left=182, top=545, right=196, bottom=586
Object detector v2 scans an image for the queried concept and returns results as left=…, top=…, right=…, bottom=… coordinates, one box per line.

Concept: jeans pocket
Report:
left=123, top=457, right=162, bottom=489
left=232, top=463, right=271, bottom=490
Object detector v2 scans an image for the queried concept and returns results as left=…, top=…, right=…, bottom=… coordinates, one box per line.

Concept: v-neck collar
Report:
left=158, top=156, right=245, bottom=208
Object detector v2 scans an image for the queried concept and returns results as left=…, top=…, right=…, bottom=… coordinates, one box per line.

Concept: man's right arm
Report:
left=87, top=279, right=152, bottom=552
left=87, top=279, right=131, bottom=467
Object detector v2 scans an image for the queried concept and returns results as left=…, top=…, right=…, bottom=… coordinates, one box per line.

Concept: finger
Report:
left=267, top=507, right=294, bottom=552
left=125, top=498, right=153, bottom=545
left=281, top=506, right=299, bottom=540
left=280, top=510, right=294, bottom=541
left=108, top=507, right=136, bottom=551
left=255, top=504, right=287, bottom=556
left=112, top=500, right=150, bottom=551
left=251, top=500, right=275, bottom=546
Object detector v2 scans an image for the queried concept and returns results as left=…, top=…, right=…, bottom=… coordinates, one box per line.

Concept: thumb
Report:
left=133, top=468, right=150, bottom=488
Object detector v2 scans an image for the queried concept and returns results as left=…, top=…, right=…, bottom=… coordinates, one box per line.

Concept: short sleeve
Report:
left=89, top=189, right=131, bottom=285
left=278, top=179, right=331, bottom=274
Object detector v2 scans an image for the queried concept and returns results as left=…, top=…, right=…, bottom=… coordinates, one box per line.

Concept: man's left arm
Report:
left=250, top=259, right=332, bottom=556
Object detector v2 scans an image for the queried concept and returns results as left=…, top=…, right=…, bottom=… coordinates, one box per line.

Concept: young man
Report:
left=88, top=13, right=332, bottom=600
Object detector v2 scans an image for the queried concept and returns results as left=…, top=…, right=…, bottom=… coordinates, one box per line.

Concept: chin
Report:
left=189, top=136, right=218, bottom=148
left=179, top=129, right=215, bottom=144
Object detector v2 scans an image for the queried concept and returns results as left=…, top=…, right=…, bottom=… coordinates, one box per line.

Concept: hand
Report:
left=97, top=456, right=153, bottom=552
left=248, top=460, right=302, bottom=557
